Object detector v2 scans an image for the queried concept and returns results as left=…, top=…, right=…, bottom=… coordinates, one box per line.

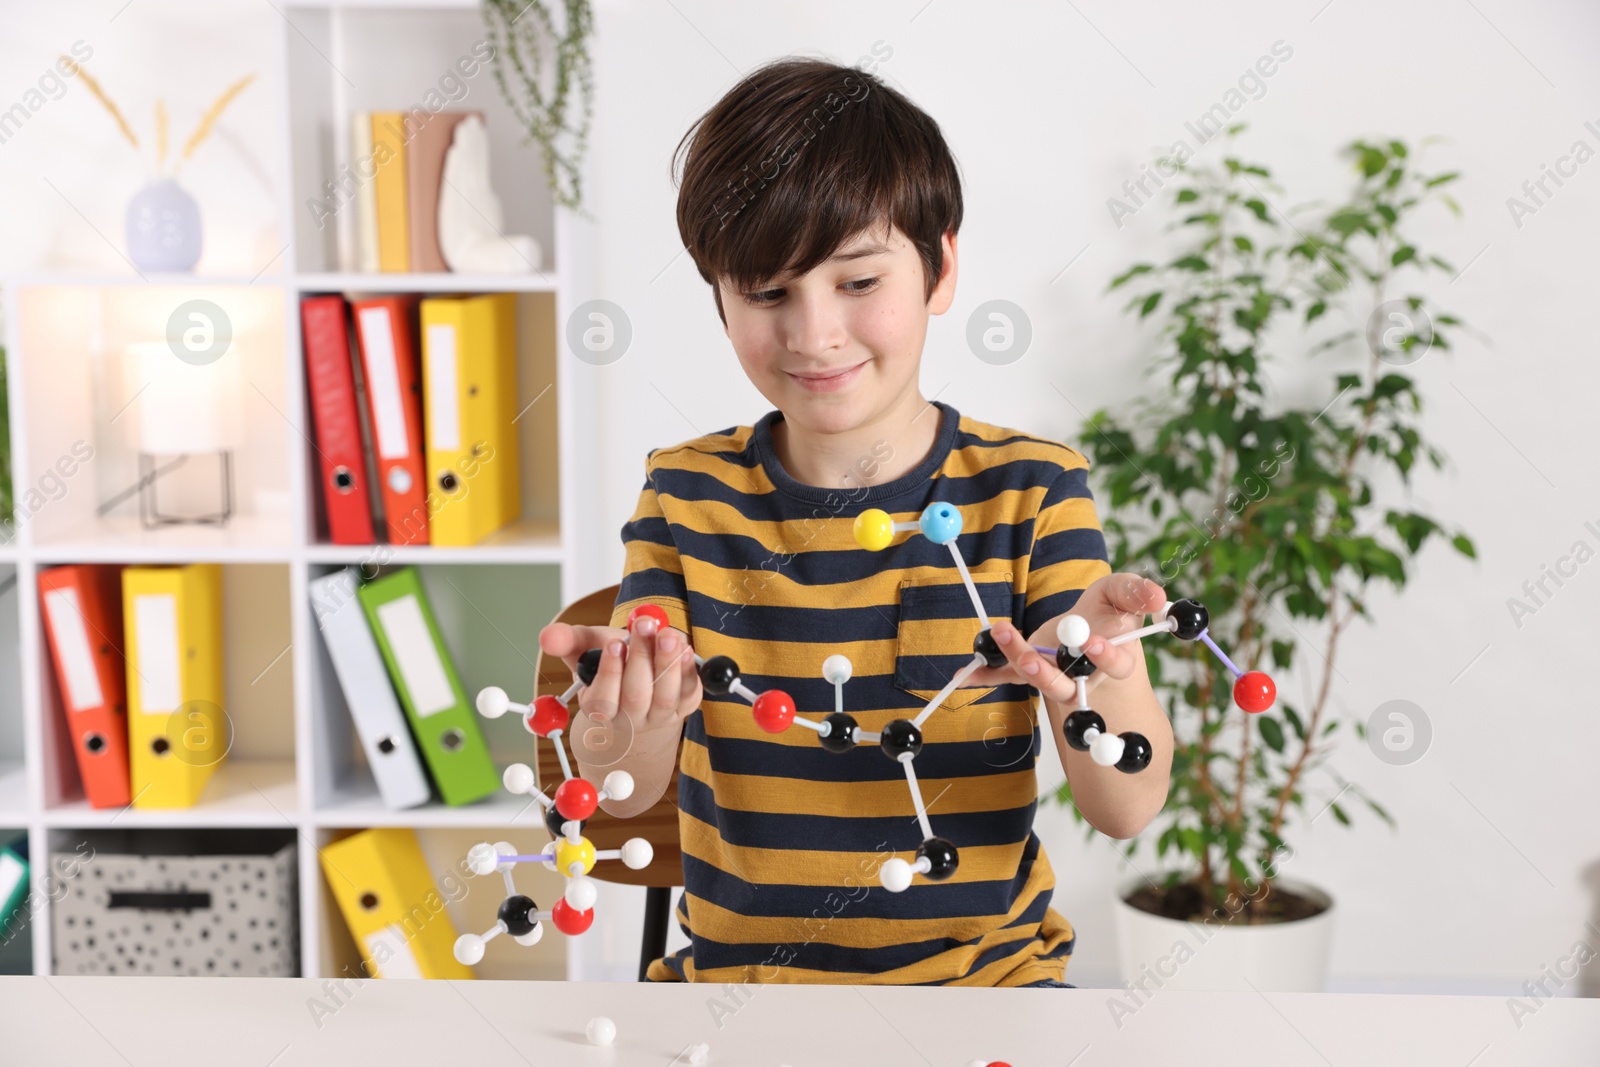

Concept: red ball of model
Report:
left=554, top=777, right=598, bottom=821
left=628, top=604, right=670, bottom=633
left=527, top=695, right=569, bottom=738
left=1234, top=671, right=1276, bottom=714
left=752, top=689, right=796, bottom=733
left=551, top=898, right=594, bottom=935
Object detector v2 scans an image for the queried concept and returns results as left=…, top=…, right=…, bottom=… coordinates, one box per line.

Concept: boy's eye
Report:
left=742, top=278, right=881, bottom=306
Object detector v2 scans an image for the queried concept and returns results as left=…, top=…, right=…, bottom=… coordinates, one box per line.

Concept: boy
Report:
left=541, top=57, right=1173, bottom=986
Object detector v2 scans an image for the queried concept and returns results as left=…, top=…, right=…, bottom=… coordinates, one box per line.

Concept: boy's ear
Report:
left=927, top=229, right=959, bottom=315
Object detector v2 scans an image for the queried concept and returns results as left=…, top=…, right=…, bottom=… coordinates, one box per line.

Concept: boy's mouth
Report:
left=786, top=361, right=866, bottom=392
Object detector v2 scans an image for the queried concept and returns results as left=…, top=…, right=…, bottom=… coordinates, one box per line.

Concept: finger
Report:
left=677, top=650, right=704, bottom=723
left=618, top=617, right=657, bottom=716
left=1082, top=634, right=1137, bottom=680
left=538, top=622, right=578, bottom=673
left=1110, top=575, right=1165, bottom=617
left=646, top=625, right=686, bottom=725
left=990, top=622, right=1075, bottom=702
left=581, top=635, right=627, bottom=722
left=1000, top=622, right=1078, bottom=703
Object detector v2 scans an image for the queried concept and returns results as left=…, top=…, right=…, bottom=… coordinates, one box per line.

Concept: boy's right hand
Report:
left=537, top=616, right=703, bottom=731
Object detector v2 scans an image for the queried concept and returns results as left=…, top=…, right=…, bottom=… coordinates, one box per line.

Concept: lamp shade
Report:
left=124, top=341, right=244, bottom=454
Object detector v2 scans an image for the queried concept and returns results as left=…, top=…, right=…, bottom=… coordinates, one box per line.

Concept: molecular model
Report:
left=679, top=501, right=1276, bottom=893
left=452, top=674, right=655, bottom=965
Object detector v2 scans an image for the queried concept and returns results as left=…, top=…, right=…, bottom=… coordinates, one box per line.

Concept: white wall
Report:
left=3, top=0, right=1599, bottom=995
left=581, top=0, right=1600, bottom=993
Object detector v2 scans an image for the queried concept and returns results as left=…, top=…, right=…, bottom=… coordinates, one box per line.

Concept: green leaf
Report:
left=1330, top=802, right=1351, bottom=826
left=1172, top=255, right=1210, bottom=272
left=1452, top=533, right=1476, bottom=559
left=1424, top=171, right=1460, bottom=188
left=1176, top=189, right=1200, bottom=203
left=1233, top=235, right=1254, bottom=253
left=1258, top=716, right=1285, bottom=752
left=1391, top=246, right=1417, bottom=267
left=1243, top=199, right=1270, bottom=223
left=1282, top=704, right=1305, bottom=740
left=1140, top=292, right=1163, bottom=318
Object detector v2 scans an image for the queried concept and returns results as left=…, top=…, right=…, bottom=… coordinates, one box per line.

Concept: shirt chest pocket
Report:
left=893, top=572, right=1014, bottom=711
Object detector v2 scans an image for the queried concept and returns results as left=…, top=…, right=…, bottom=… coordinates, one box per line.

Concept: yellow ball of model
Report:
left=555, top=836, right=596, bottom=876
left=853, top=508, right=895, bottom=551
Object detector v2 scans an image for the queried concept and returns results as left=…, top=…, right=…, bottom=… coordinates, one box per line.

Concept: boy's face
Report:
left=719, top=222, right=958, bottom=437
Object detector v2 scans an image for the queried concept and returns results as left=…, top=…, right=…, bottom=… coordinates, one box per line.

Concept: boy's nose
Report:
left=783, top=298, right=849, bottom=358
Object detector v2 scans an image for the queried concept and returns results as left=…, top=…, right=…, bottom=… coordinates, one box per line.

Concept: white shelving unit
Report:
left=0, top=0, right=606, bottom=982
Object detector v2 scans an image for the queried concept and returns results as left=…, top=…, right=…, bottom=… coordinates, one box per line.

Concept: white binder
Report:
left=310, top=569, right=431, bottom=809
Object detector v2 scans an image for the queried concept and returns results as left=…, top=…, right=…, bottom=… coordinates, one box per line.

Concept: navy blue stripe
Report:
left=683, top=719, right=1041, bottom=784
left=677, top=772, right=1037, bottom=852
left=670, top=522, right=1034, bottom=588
left=688, top=893, right=1055, bottom=976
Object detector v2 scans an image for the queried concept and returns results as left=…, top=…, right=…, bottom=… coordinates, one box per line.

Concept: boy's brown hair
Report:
left=673, top=56, right=964, bottom=324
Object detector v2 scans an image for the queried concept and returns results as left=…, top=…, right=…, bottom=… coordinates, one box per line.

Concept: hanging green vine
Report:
left=481, top=0, right=596, bottom=214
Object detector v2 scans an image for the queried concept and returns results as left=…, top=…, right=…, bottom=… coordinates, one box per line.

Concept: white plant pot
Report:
left=1110, top=874, right=1335, bottom=992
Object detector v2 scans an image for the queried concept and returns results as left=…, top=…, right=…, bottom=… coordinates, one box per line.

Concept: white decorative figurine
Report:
left=438, top=114, right=543, bottom=274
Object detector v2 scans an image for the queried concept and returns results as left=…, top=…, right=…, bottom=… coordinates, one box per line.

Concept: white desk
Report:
left=2, top=976, right=1597, bottom=1065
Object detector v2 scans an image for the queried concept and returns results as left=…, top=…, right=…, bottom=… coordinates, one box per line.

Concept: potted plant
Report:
left=1060, top=127, right=1479, bottom=992
left=480, top=0, right=596, bottom=213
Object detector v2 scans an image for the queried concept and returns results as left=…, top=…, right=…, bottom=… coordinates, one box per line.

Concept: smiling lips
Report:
left=786, top=361, right=866, bottom=392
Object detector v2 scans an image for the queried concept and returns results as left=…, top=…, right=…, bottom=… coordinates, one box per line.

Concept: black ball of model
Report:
left=1167, top=598, right=1209, bottom=641
left=1116, top=732, right=1153, bottom=773
left=820, top=712, right=859, bottom=754
left=917, top=837, right=960, bottom=881
left=879, top=719, right=923, bottom=761
left=1063, top=710, right=1106, bottom=751
left=544, top=806, right=586, bottom=839
left=577, top=648, right=602, bottom=686
left=699, top=655, right=740, bottom=696
left=973, top=628, right=1007, bottom=669
left=497, top=894, right=539, bottom=938
left=1056, top=646, right=1097, bottom=677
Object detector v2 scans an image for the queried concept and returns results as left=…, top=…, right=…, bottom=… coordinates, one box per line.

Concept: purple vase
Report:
left=126, top=178, right=202, bottom=272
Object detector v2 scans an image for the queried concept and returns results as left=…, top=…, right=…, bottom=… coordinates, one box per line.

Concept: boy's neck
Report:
left=769, top=390, right=943, bottom=490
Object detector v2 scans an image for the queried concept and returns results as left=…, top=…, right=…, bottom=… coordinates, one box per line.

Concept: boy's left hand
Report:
left=965, top=573, right=1167, bottom=697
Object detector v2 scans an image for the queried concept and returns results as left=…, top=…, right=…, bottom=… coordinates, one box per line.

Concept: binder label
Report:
left=44, top=587, right=105, bottom=712
left=365, top=923, right=424, bottom=979
left=376, top=595, right=455, bottom=717
left=357, top=306, right=411, bottom=460
left=133, top=593, right=182, bottom=713
left=425, top=323, right=461, bottom=451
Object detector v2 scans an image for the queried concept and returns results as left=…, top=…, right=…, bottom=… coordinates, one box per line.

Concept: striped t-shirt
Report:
left=609, top=399, right=1111, bottom=986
